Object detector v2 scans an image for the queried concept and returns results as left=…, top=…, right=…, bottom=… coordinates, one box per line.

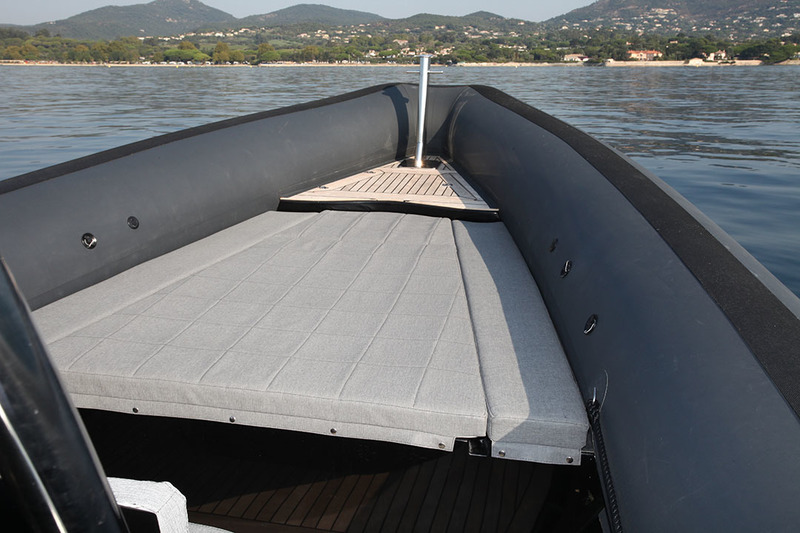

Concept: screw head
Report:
left=330, top=428, right=337, bottom=434
left=498, top=450, right=506, bottom=458
left=229, top=416, right=236, bottom=423
left=127, top=216, right=140, bottom=229
left=132, top=407, right=139, bottom=414
left=566, top=456, right=574, bottom=464
left=438, top=442, right=445, bottom=449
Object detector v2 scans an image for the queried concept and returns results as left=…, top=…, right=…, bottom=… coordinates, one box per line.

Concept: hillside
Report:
left=550, top=0, right=800, bottom=38
left=238, top=4, right=384, bottom=28
left=28, top=0, right=235, bottom=40
left=4, top=0, right=799, bottom=41
left=373, top=11, right=531, bottom=33
left=17, top=1, right=385, bottom=40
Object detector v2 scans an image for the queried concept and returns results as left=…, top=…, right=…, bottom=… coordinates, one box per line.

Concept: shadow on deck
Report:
left=82, top=410, right=604, bottom=532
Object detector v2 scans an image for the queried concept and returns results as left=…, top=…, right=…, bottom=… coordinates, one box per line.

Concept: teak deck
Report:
left=282, top=159, right=495, bottom=212
left=83, top=411, right=574, bottom=533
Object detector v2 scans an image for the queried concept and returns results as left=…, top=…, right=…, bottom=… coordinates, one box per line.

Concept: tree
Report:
left=279, top=49, right=300, bottom=62
left=91, top=42, right=110, bottom=62
left=212, top=41, right=230, bottom=63
left=344, top=45, right=363, bottom=61
left=301, top=45, right=320, bottom=62
left=108, top=39, right=137, bottom=62
left=328, top=46, right=349, bottom=63
left=69, top=44, right=92, bottom=62
left=163, top=48, right=194, bottom=62
left=230, top=49, right=245, bottom=63
left=3, top=45, right=22, bottom=60
left=21, top=42, right=39, bottom=60
left=736, top=38, right=797, bottom=63
left=257, top=43, right=279, bottom=63
left=178, top=40, right=197, bottom=50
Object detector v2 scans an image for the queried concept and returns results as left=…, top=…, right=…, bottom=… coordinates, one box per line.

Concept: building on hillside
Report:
left=628, top=50, right=664, bottom=61
left=707, top=50, right=727, bottom=61
left=564, top=54, right=589, bottom=62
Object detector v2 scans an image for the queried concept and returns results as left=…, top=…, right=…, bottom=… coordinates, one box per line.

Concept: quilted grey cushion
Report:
left=36, top=211, right=487, bottom=451
left=109, top=478, right=189, bottom=533
left=34, top=209, right=588, bottom=463
left=454, top=221, right=589, bottom=464
left=109, top=477, right=231, bottom=533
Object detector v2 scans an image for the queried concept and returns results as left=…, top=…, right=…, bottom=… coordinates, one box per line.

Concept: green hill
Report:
left=28, top=0, right=236, bottom=40
left=4, top=0, right=798, bottom=41
left=239, top=4, right=384, bottom=27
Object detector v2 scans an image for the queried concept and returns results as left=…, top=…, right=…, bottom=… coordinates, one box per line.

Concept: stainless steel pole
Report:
left=414, top=54, right=431, bottom=168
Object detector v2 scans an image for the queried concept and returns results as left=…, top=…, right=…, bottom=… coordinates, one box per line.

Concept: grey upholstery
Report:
left=109, top=478, right=231, bottom=533
left=454, top=222, right=588, bottom=463
left=34, top=210, right=587, bottom=462
left=36, top=211, right=486, bottom=451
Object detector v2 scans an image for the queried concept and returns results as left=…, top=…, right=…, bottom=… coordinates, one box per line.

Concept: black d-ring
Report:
left=81, top=233, right=97, bottom=249
left=584, top=314, right=598, bottom=335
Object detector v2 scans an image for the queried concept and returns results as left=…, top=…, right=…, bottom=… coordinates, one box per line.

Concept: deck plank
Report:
left=394, top=458, right=438, bottom=532
left=243, top=462, right=297, bottom=521
left=413, top=451, right=455, bottom=531
left=498, top=459, right=520, bottom=532
left=387, top=174, right=411, bottom=195
left=352, top=173, right=382, bottom=193
left=381, top=465, right=422, bottom=532
left=426, top=447, right=469, bottom=532
left=506, top=465, right=553, bottom=533
left=83, top=412, right=570, bottom=533
left=316, top=474, right=360, bottom=531
left=301, top=477, right=345, bottom=529
left=195, top=459, right=246, bottom=514
left=368, top=173, right=392, bottom=194
left=480, top=461, right=507, bottom=532
left=256, top=466, right=318, bottom=523
left=281, top=158, right=495, bottom=213
left=226, top=461, right=285, bottom=519
left=375, top=173, right=400, bottom=194
left=274, top=473, right=324, bottom=525
left=333, top=473, right=386, bottom=532
left=446, top=456, right=481, bottom=533
left=287, top=478, right=329, bottom=526
left=420, top=176, right=442, bottom=196
left=356, top=471, right=404, bottom=533
left=464, top=458, right=493, bottom=533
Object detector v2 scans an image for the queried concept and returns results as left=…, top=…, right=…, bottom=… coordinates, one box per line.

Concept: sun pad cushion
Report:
left=36, top=211, right=486, bottom=451
left=34, top=210, right=588, bottom=462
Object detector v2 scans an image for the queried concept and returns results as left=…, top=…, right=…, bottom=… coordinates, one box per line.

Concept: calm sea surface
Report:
left=1, top=65, right=799, bottom=296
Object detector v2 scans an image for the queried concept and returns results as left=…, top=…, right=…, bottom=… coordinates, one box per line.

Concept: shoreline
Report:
left=2, top=59, right=795, bottom=68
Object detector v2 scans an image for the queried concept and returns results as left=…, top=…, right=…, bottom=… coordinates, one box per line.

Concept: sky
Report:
left=2, top=0, right=596, bottom=26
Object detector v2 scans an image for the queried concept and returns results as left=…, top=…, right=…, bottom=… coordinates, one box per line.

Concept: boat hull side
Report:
left=445, top=86, right=800, bottom=531
left=0, top=84, right=431, bottom=309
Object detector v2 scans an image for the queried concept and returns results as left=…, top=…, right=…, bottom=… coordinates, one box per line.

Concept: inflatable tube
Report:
left=446, top=85, right=800, bottom=532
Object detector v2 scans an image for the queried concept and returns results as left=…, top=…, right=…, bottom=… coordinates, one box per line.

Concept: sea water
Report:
left=1, top=65, right=799, bottom=296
